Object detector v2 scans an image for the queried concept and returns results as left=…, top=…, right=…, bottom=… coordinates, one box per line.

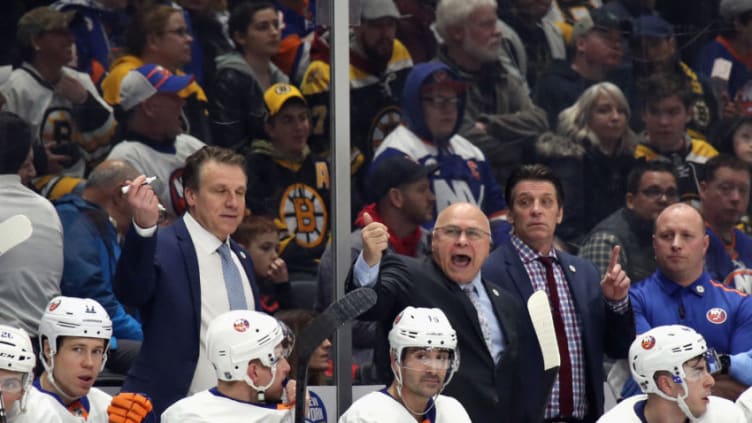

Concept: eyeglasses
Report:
left=640, top=187, right=678, bottom=200
left=421, top=96, right=459, bottom=108
left=163, top=27, right=191, bottom=38
left=0, top=377, right=24, bottom=394
left=434, top=225, right=490, bottom=241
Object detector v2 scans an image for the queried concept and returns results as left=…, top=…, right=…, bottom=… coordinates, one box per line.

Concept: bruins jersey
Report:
left=246, top=149, right=331, bottom=275
left=300, top=39, right=413, bottom=162
left=0, top=64, right=116, bottom=177
left=635, top=136, right=718, bottom=202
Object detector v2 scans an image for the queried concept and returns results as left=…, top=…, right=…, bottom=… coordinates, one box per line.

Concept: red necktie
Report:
left=538, top=256, right=574, bottom=416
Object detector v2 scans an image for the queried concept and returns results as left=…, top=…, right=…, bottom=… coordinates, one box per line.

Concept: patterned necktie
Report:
left=537, top=256, right=574, bottom=417
left=462, top=284, right=494, bottom=359
left=217, top=243, right=248, bottom=310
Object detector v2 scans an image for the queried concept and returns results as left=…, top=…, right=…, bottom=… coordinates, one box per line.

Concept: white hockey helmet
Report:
left=630, top=325, right=714, bottom=395
left=207, top=310, right=294, bottom=385
left=38, top=296, right=113, bottom=373
left=388, top=306, right=460, bottom=386
left=0, top=325, right=35, bottom=414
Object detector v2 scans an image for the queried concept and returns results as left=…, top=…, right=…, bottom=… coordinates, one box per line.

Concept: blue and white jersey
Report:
left=27, top=380, right=111, bottom=423
left=598, top=394, right=745, bottom=422
left=339, top=388, right=471, bottom=423
left=705, top=227, right=752, bottom=294
left=372, top=125, right=507, bottom=222
left=161, top=388, right=294, bottom=422
left=631, top=271, right=752, bottom=354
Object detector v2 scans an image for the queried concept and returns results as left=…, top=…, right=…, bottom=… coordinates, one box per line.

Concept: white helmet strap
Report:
left=244, top=362, right=278, bottom=402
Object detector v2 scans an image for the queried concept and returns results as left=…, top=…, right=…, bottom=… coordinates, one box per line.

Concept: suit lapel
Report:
left=175, top=219, right=202, bottom=332
left=558, top=253, right=588, bottom=317
left=501, top=242, right=535, bottom=300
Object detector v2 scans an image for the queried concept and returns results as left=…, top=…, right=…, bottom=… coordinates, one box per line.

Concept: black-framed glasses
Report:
left=640, top=187, right=678, bottom=200
left=434, top=225, right=490, bottom=241
left=421, top=96, right=459, bottom=108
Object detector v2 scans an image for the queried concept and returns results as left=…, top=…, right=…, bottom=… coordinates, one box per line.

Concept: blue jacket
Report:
left=55, top=194, right=142, bottom=341
left=114, top=217, right=260, bottom=418
left=631, top=270, right=752, bottom=354
left=705, top=227, right=752, bottom=289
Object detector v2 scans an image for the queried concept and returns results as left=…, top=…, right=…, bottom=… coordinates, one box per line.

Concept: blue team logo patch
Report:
left=706, top=308, right=727, bottom=325
left=305, top=390, right=327, bottom=423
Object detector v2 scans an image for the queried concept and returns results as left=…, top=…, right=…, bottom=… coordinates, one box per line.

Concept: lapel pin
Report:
left=697, top=285, right=704, bottom=294
left=239, top=251, right=246, bottom=259
left=492, top=288, right=500, bottom=297
left=569, top=265, right=576, bottom=273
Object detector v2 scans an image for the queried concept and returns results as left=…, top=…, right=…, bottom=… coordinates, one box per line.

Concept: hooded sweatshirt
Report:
left=372, top=62, right=510, bottom=244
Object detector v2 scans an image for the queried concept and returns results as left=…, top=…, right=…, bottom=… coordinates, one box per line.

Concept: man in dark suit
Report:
left=483, top=164, right=634, bottom=422
left=114, top=146, right=260, bottom=417
left=349, top=202, right=546, bottom=422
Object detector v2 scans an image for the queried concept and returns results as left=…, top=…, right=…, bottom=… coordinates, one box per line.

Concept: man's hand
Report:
left=360, top=212, right=388, bottom=266
left=601, top=245, right=630, bottom=301
left=267, top=257, right=289, bottom=283
left=124, top=175, right=160, bottom=228
left=108, top=392, right=154, bottom=423
left=283, top=379, right=310, bottom=414
left=55, top=73, right=88, bottom=104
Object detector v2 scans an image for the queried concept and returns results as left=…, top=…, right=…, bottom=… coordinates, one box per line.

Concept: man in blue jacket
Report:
left=114, top=146, right=261, bottom=417
left=55, top=159, right=143, bottom=374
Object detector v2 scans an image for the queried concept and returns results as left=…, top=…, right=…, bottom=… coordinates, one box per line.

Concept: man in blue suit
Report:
left=114, top=146, right=260, bottom=417
left=482, top=164, right=634, bottom=422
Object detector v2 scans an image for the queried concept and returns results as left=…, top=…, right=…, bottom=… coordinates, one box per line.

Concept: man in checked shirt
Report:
left=483, top=164, right=634, bottom=422
left=580, top=161, right=678, bottom=284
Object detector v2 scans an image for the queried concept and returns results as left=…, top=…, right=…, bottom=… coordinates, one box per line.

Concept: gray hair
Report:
left=435, top=0, right=497, bottom=41
left=557, top=82, right=637, bottom=154
left=85, top=160, right=141, bottom=190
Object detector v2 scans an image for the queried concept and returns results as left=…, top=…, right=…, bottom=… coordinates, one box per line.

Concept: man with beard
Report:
left=625, top=15, right=719, bottom=138
left=339, top=306, right=471, bottom=422
left=498, top=0, right=566, bottom=90
left=300, top=0, right=413, bottom=209
left=433, top=0, right=548, bottom=189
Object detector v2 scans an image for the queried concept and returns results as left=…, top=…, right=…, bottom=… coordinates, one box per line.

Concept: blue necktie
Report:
left=217, top=243, right=248, bottom=310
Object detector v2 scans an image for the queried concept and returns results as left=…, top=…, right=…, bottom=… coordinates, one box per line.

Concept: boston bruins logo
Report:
left=369, top=105, right=401, bottom=151
left=279, top=183, right=328, bottom=248
left=692, top=100, right=711, bottom=129
left=41, top=107, right=80, bottom=145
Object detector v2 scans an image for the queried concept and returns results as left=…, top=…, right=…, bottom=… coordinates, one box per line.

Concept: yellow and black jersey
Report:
left=300, top=39, right=413, bottom=161
left=246, top=146, right=331, bottom=275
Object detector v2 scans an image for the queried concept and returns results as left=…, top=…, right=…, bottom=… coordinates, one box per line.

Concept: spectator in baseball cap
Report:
left=317, top=155, right=437, bottom=382
left=627, top=15, right=719, bottom=138
left=245, top=83, right=329, bottom=278
left=105, top=63, right=205, bottom=220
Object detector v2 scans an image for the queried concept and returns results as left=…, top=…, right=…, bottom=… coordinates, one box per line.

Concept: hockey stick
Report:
left=294, top=287, right=378, bottom=423
left=0, top=215, right=32, bottom=257
left=527, top=290, right=561, bottom=423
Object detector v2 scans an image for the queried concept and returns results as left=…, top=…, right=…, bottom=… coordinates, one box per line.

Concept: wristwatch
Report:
left=719, top=354, right=731, bottom=375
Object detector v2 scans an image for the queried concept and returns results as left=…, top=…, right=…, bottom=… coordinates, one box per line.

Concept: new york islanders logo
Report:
left=640, top=335, right=656, bottom=350
left=48, top=299, right=62, bottom=312
left=233, top=319, right=250, bottom=332
left=706, top=308, right=728, bottom=325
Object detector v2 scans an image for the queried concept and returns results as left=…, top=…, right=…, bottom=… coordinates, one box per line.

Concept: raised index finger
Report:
left=608, top=245, right=621, bottom=273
